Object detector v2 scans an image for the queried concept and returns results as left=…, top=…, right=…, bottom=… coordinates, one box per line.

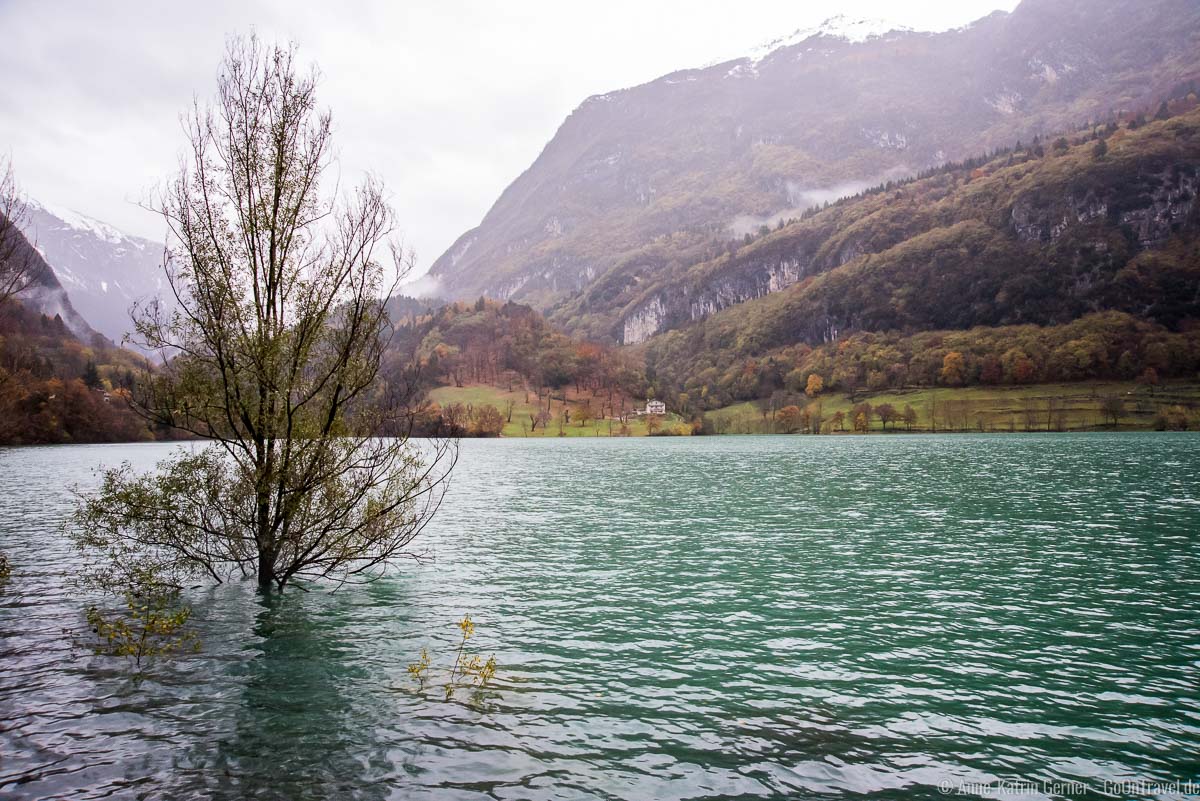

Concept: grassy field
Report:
left=427, top=380, right=1200, bottom=437
left=706, top=380, right=1200, bottom=434
left=427, top=384, right=689, bottom=437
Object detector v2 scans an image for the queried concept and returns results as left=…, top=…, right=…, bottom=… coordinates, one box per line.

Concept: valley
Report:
left=2, top=3, right=1200, bottom=799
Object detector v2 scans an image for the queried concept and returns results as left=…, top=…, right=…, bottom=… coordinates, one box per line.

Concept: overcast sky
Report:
left=0, top=0, right=1018, bottom=278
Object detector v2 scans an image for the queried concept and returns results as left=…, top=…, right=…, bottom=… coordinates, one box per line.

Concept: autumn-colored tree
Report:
left=777, top=405, right=802, bottom=433
left=853, top=412, right=868, bottom=433
left=806, top=402, right=823, bottom=434
left=443, top=403, right=468, bottom=435
left=1012, top=357, right=1038, bottom=384
left=1154, top=405, right=1193, bottom=430
left=902, top=404, right=918, bottom=431
left=805, top=374, right=824, bottom=397
left=852, top=402, right=873, bottom=431
left=831, top=410, right=846, bottom=432
left=643, top=413, right=662, bottom=435
left=940, top=351, right=966, bottom=386
left=979, top=356, right=1002, bottom=385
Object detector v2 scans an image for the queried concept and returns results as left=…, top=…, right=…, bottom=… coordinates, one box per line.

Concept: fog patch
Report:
left=727, top=166, right=912, bottom=239
left=728, top=209, right=806, bottom=238
left=398, top=271, right=443, bottom=299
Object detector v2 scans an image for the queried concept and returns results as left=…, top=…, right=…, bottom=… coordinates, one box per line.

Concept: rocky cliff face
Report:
left=622, top=250, right=815, bottom=345
left=430, top=0, right=1200, bottom=330
left=1011, top=169, right=1198, bottom=247
left=1118, top=170, right=1197, bottom=247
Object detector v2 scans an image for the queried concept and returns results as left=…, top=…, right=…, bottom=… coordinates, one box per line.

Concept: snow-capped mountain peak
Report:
left=748, top=15, right=914, bottom=59
left=706, top=14, right=917, bottom=69
left=19, top=199, right=167, bottom=349
left=806, top=14, right=913, bottom=43
left=26, top=199, right=134, bottom=247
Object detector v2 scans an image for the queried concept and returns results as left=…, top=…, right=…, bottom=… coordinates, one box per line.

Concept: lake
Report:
left=1, top=435, right=1198, bottom=800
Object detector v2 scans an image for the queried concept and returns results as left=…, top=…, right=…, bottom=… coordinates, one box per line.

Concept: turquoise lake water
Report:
left=1, top=434, right=1198, bottom=799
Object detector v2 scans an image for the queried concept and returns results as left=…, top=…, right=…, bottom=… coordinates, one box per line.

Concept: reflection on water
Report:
left=1, top=435, right=1199, bottom=800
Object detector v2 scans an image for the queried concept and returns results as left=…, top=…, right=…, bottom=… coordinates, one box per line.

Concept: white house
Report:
left=644, top=399, right=666, bottom=416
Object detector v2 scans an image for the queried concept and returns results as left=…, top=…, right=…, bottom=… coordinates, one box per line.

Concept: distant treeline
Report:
left=648, top=312, right=1200, bottom=414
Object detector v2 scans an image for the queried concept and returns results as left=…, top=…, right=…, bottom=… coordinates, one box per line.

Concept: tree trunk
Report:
left=257, top=551, right=275, bottom=592
left=256, top=486, right=274, bottom=591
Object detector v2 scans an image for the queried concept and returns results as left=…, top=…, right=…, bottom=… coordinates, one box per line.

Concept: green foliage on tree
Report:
left=86, top=589, right=199, bottom=667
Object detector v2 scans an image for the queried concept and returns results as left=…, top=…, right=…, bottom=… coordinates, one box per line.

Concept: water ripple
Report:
left=1, top=434, right=1198, bottom=799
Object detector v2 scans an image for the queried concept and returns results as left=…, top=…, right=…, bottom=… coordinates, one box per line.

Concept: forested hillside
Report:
left=0, top=300, right=154, bottom=444
left=20, top=200, right=167, bottom=348
left=0, top=210, right=105, bottom=344
left=612, top=103, right=1200, bottom=346
left=629, top=106, right=1200, bottom=411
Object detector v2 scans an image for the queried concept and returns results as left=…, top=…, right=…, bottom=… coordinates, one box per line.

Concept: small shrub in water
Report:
left=407, top=614, right=498, bottom=700
left=86, top=590, right=199, bottom=667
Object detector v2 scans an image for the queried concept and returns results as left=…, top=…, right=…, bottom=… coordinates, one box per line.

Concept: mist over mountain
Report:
left=20, top=201, right=165, bottom=348
left=428, top=0, right=1200, bottom=341
left=0, top=212, right=105, bottom=344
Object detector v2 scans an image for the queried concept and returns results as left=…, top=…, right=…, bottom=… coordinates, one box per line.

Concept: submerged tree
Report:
left=72, top=36, right=454, bottom=594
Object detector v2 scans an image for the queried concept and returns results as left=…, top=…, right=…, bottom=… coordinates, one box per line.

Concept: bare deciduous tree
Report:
left=0, top=155, right=35, bottom=307
left=72, top=36, right=455, bottom=594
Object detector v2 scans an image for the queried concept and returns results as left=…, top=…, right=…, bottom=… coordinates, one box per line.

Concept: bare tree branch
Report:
left=73, top=34, right=456, bottom=595
left=0, top=155, right=36, bottom=307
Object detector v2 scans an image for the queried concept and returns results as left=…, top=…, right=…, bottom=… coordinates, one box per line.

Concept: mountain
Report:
left=0, top=214, right=169, bottom=445
left=428, top=0, right=1200, bottom=339
left=20, top=200, right=166, bottom=347
left=0, top=212, right=106, bottom=344
left=588, top=104, right=1200, bottom=347
left=639, top=107, right=1200, bottom=408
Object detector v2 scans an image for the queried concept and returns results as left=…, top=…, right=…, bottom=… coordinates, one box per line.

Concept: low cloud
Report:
left=727, top=166, right=913, bottom=238
left=397, top=271, right=443, bottom=300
